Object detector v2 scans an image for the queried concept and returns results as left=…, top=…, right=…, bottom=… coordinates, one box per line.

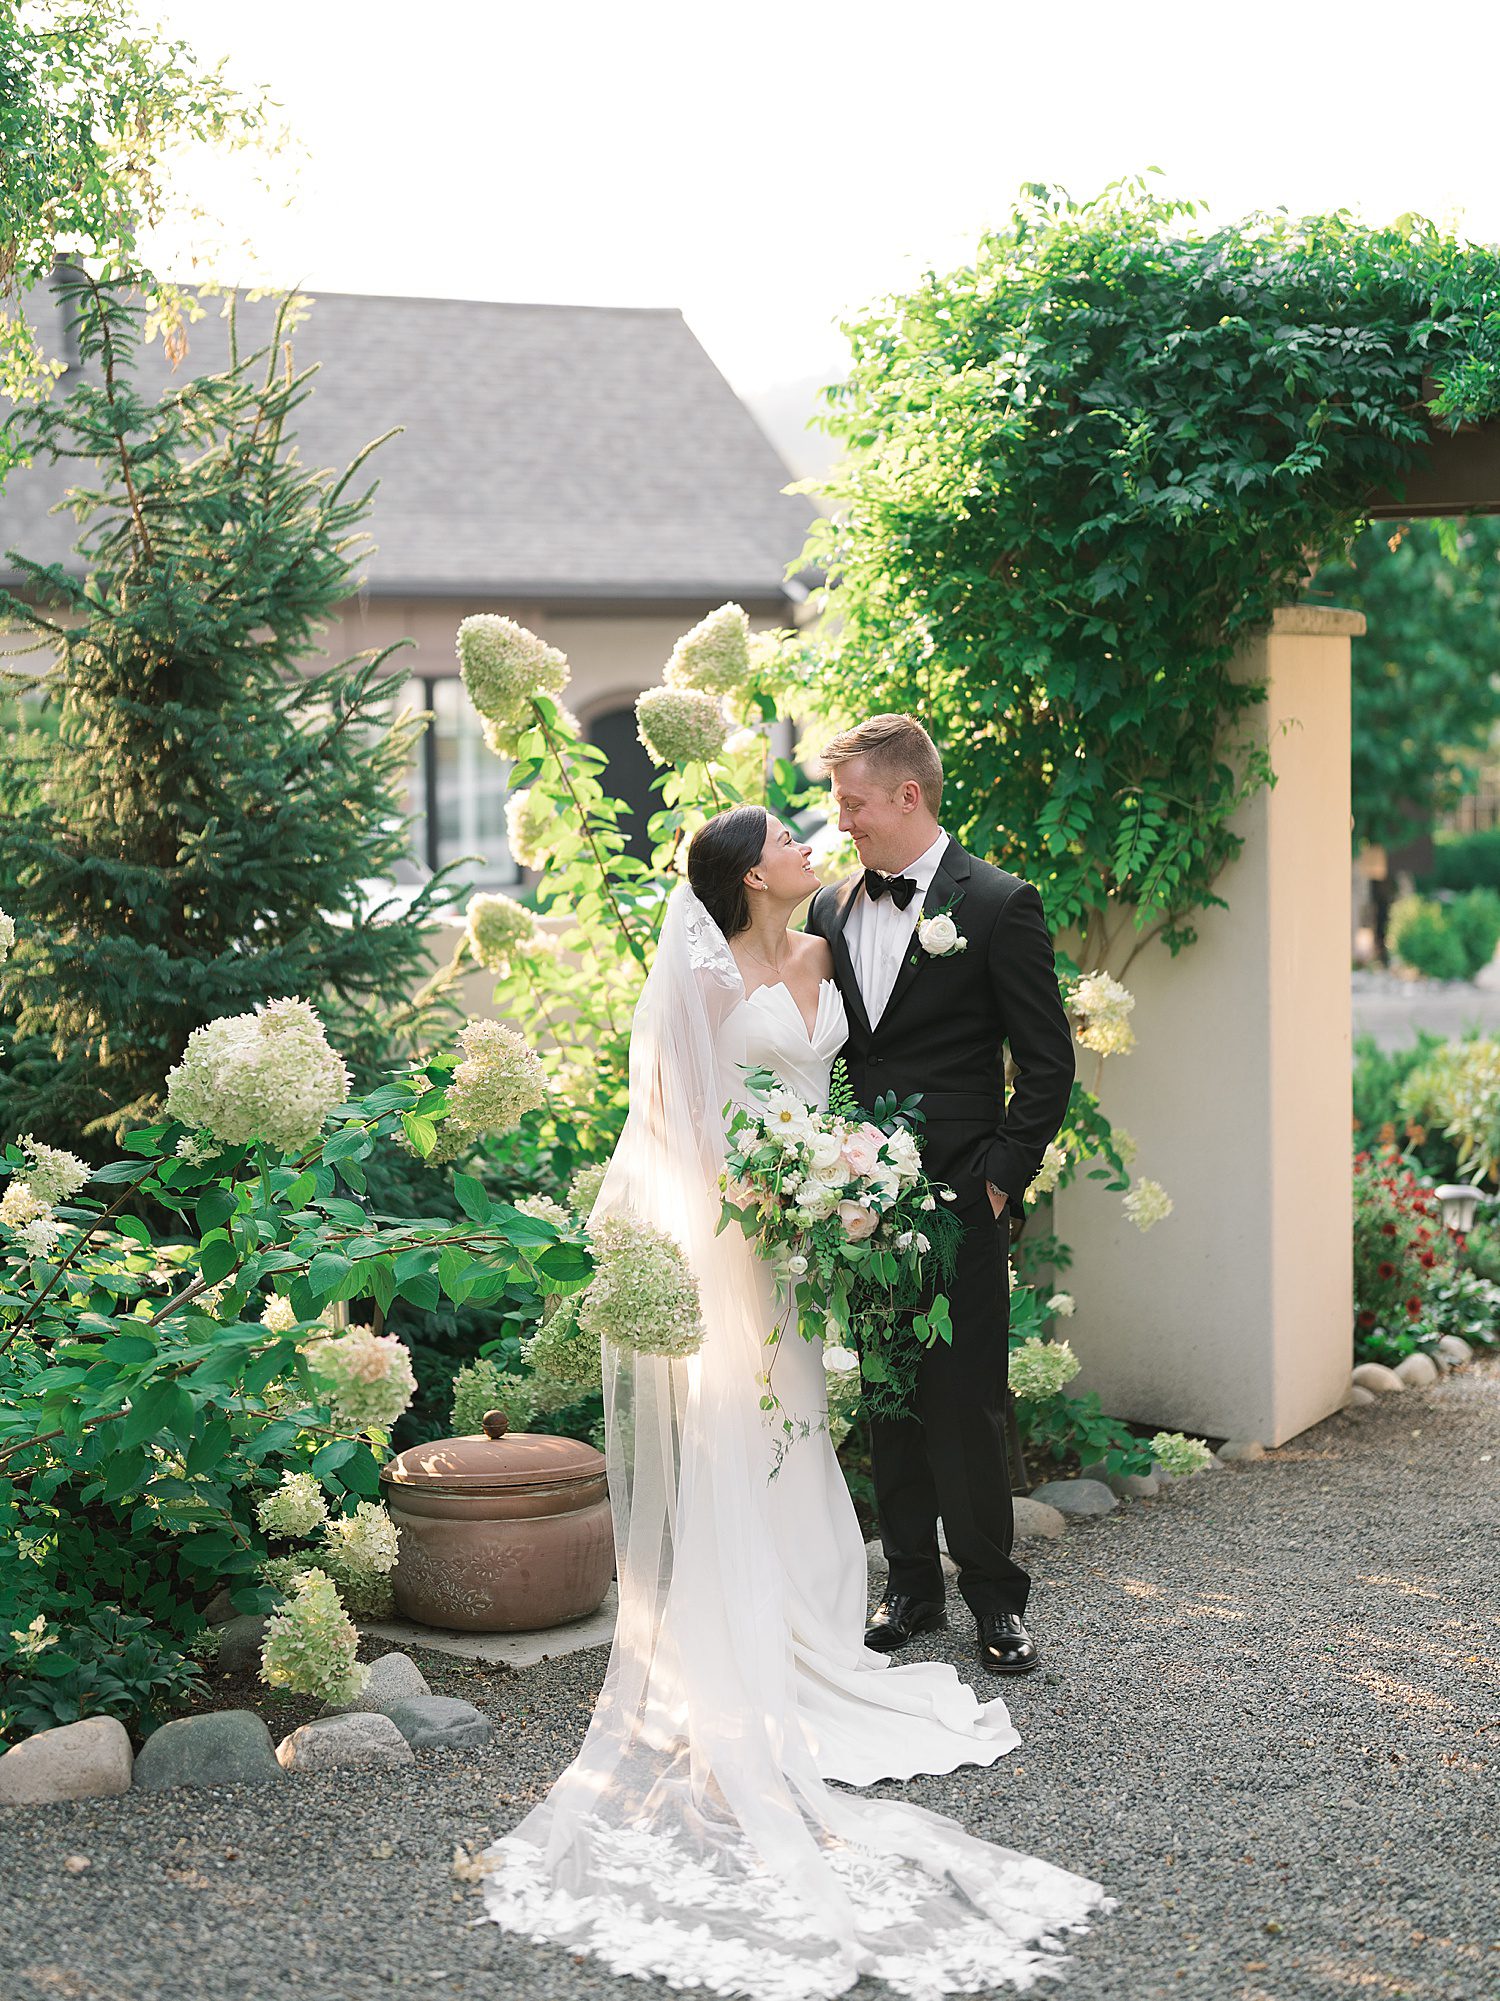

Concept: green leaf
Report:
left=307, top=1251, right=353, bottom=1296
left=102, top=1331, right=156, bottom=1365
left=452, top=1172, right=489, bottom=1223
left=536, top=1243, right=592, bottom=1283
left=197, top=1235, right=237, bottom=1285
left=115, top=1214, right=152, bottom=1247
left=310, top=1437, right=358, bottom=1479
left=194, top=1187, right=238, bottom=1232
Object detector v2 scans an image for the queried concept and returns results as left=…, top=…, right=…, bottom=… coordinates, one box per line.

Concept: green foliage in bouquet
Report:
left=719, top=1060, right=962, bottom=1431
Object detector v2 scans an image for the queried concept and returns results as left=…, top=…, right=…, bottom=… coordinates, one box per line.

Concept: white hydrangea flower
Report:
left=1123, top=1177, right=1173, bottom=1232
left=517, top=1192, right=571, bottom=1230
left=0, top=1179, right=48, bottom=1231
left=635, top=686, right=729, bottom=768
left=304, top=1324, right=417, bottom=1432
left=259, top=1568, right=368, bottom=1704
left=504, top=786, right=553, bottom=871
left=255, top=1470, right=330, bottom=1540
left=1047, top=1291, right=1077, bottom=1318
left=1027, top=1141, right=1067, bottom=1200
left=428, top=1018, right=548, bottom=1164
left=568, top=1159, right=610, bottom=1221
left=14, top=1212, right=64, bottom=1259
left=664, top=603, right=751, bottom=696
left=464, top=892, right=545, bottom=972
left=319, top=1500, right=401, bottom=1619
left=1009, top=1336, right=1082, bottom=1401
left=1068, top=971, right=1137, bottom=1057
left=578, top=1213, right=704, bottom=1359
left=1113, top=1126, right=1139, bottom=1167
left=1150, top=1430, right=1212, bottom=1476
left=175, top=1131, right=217, bottom=1166
left=523, top=1294, right=602, bottom=1399
left=165, top=997, right=350, bottom=1154
left=457, top=615, right=570, bottom=750
left=0, top=909, right=14, bottom=963
left=17, top=1137, right=89, bottom=1206
left=260, top=1293, right=299, bottom=1334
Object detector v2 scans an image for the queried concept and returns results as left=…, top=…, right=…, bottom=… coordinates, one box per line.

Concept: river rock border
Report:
left=0, top=1651, right=490, bottom=1808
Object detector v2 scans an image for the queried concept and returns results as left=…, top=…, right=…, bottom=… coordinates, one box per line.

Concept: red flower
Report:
left=1419, top=1251, right=1437, bottom=1269
left=1380, top=1223, right=1397, bottom=1238
left=1378, top=1261, right=1397, bottom=1280
left=1357, top=1310, right=1376, bottom=1328
left=1407, top=1297, right=1423, bottom=1317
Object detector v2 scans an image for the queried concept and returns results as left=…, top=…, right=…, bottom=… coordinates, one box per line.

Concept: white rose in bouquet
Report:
left=807, top=1129, right=845, bottom=1173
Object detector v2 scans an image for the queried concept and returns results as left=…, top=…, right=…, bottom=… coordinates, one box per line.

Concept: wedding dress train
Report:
left=479, top=887, right=1111, bottom=1996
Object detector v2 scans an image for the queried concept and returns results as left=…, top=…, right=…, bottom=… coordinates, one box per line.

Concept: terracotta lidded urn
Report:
left=380, top=1410, right=613, bottom=1633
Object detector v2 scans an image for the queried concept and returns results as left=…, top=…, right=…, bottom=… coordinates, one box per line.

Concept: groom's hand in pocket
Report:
left=985, top=1181, right=1008, bottom=1220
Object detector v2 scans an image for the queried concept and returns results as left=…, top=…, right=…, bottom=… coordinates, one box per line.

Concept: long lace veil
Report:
left=481, top=883, right=1111, bottom=1999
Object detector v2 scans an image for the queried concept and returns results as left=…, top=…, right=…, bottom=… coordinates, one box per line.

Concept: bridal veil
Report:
left=480, top=883, right=1111, bottom=1998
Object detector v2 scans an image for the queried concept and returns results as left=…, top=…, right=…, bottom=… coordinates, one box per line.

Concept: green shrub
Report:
left=1352, top=1146, right=1455, bottom=1362
left=1352, top=1031, right=1454, bottom=1170
left=1425, top=829, right=1500, bottom=895
left=1390, top=890, right=1500, bottom=981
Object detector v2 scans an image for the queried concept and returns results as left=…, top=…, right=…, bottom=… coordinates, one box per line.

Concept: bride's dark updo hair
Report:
left=687, top=805, right=768, bottom=940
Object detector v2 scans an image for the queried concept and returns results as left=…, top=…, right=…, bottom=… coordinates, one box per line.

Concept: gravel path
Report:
left=3, top=1363, right=1497, bottom=2001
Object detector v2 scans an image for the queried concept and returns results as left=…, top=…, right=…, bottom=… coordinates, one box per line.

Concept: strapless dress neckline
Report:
left=745, top=976, right=837, bottom=1044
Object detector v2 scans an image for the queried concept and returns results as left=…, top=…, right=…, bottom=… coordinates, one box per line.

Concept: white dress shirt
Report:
left=845, top=827, right=950, bottom=1028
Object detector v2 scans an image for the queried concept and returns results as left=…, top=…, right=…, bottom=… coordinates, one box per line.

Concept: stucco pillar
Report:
left=1054, top=605, right=1364, bottom=1446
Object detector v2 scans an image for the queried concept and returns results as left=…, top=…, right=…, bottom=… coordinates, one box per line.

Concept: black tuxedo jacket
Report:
left=806, top=840, right=1075, bottom=1212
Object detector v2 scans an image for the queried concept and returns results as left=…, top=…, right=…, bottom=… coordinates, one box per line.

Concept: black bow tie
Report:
left=863, top=870, right=918, bottom=911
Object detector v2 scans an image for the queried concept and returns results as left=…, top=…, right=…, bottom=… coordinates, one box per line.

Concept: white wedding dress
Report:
left=479, top=886, right=1112, bottom=1997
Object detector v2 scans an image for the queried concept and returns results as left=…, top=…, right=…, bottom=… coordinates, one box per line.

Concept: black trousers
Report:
left=868, top=1192, right=1030, bottom=1620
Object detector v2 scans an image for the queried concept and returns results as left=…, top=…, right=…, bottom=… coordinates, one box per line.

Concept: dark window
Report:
left=587, top=702, right=659, bottom=866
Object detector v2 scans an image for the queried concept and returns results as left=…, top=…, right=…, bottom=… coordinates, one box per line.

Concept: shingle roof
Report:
left=0, top=281, right=816, bottom=603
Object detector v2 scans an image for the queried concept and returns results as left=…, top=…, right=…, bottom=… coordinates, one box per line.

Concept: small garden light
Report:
left=1434, top=1184, right=1488, bottom=1234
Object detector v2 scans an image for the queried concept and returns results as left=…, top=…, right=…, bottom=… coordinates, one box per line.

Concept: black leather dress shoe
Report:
left=864, top=1593, right=947, bottom=1653
left=977, top=1610, right=1040, bottom=1676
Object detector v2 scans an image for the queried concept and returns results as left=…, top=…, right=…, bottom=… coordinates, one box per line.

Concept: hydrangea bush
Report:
left=0, top=990, right=587, bottom=1743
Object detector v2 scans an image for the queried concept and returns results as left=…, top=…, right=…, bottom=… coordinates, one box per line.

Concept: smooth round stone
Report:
left=1218, top=1440, right=1267, bottom=1462
left=1027, top=1477, right=1118, bottom=1517
left=214, top=1614, right=268, bottom=1674
left=0, top=1716, right=132, bottom=1807
left=1394, top=1352, right=1440, bottom=1388
left=1350, top=1362, right=1405, bottom=1395
left=381, top=1696, right=492, bottom=1752
left=1343, top=1384, right=1377, bottom=1408
left=276, top=1713, right=415, bottom=1773
left=322, top=1651, right=430, bottom=1718
left=133, top=1711, right=284, bottom=1791
left=1011, top=1496, right=1066, bottom=1540
left=1081, top=1459, right=1161, bottom=1499
left=1436, top=1334, right=1475, bottom=1366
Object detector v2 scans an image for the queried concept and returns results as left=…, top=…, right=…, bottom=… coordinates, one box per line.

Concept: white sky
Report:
left=140, top=0, right=1500, bottom=401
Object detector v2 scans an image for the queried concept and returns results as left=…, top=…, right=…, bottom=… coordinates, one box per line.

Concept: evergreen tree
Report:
left=0, top=273, right=462, bottom=1146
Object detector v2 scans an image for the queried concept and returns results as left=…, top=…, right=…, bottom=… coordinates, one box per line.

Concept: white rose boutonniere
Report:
left=916, top=909, right=967, bottom=958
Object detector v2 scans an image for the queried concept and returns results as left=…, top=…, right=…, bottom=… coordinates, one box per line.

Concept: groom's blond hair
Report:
left=817, top=713, right=943, bottom=812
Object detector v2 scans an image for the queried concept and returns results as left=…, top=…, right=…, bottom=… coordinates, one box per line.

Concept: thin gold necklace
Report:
left=740, top=939, right=790, bottom=975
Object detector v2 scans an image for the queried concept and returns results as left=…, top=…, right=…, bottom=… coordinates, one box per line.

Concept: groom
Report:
left=806, top=714, right=1075, bottom=1676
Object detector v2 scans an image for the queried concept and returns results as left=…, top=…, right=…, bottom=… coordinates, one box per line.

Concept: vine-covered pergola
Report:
left=804, top=182, right=1500, bottom=1441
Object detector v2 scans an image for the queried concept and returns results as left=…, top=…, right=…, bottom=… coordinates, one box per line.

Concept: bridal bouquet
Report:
left=718, top=1059, right=962, bottom=1427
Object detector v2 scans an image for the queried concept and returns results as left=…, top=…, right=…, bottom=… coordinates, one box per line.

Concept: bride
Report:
left=480, top=805, right=1112, bottom=1997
